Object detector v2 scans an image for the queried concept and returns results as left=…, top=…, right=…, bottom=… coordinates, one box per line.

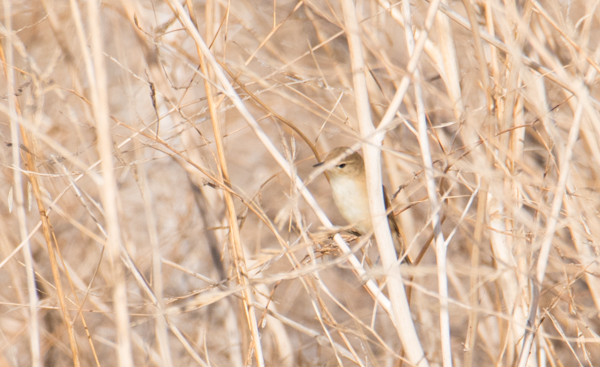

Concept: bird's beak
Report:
left=313, top=162, right=324, bottom=167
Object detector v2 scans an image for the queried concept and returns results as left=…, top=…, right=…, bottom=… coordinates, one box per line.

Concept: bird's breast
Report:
left=330, top=176, right=372, bottom=234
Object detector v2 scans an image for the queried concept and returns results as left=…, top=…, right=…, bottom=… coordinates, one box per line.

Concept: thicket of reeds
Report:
left=1, top=0, right=599, bottom=366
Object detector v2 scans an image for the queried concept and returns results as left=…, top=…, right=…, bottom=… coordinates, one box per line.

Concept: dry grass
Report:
left=1, top=0, right=600, bottom=366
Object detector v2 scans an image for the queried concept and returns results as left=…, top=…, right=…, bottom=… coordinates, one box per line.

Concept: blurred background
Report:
left=1, top=0, right=600, bottom=366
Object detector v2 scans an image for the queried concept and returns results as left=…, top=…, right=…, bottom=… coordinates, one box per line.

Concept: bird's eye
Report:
left=337, top=163, right=347, bottom=169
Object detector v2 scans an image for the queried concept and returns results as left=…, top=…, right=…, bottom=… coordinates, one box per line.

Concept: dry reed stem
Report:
left=2, top=16, right=84, bottom=366
left=132, top=140, right=173, bottom=367
left=459, top=1, right=494, bottom=365
left=400, top=1, right=452, bottom=365
left=340, top=2, right=429, bottom=366
left=82, top=0, right=134, bottom=365
left=181, top=0, right=265, bottom=363
left=0, top=3, right=40, bottom=365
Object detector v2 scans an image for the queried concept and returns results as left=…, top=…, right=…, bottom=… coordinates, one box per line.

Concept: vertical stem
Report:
left=435, top=0, right=463, bottom=121
left=135, top=141, right=173, bottom=367
left=0, top=31, right=82, bottom=367
left=0, top=3, right=40, bottom=365
left=401, top=0, right=452, bottom=365
left=459, top=1, right=497, bottom=365
left=340, top=0, right=429, bottom=366
left=86, top=0, right=134, bottom=365
left=183, top=0, right=265, bottom=364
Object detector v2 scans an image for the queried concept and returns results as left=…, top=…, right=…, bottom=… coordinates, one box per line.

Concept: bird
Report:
left=314, top=147, right=411, bottom=264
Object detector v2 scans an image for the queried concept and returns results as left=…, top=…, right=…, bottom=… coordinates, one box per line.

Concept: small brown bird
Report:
left=314, top=147, right=411, bottom=264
